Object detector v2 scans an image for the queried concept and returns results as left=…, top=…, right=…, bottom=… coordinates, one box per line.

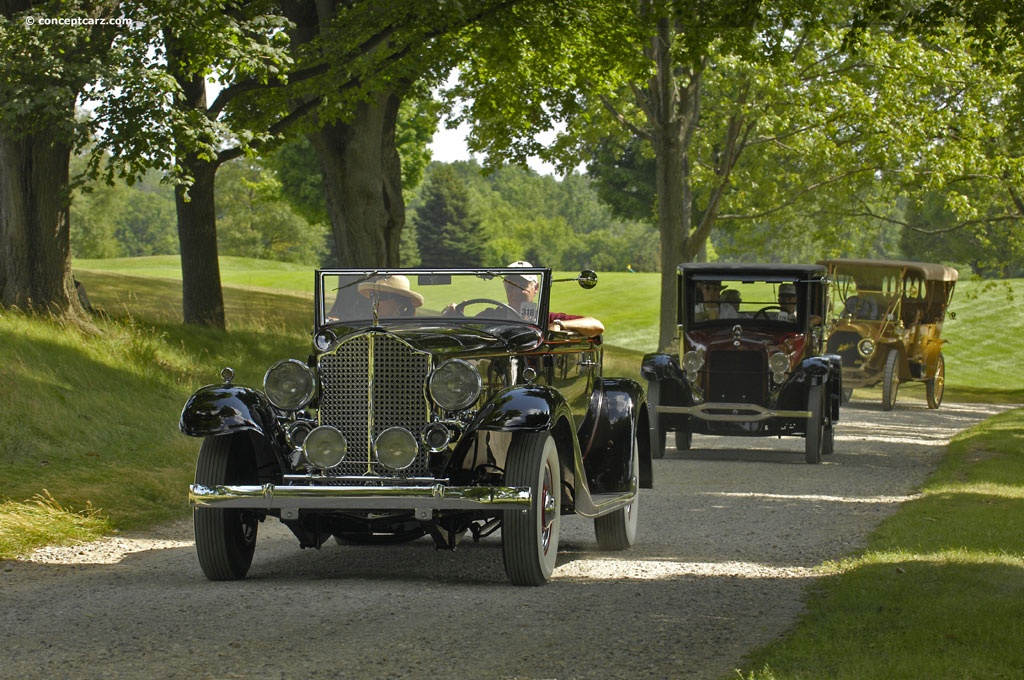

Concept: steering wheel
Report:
left=754, top=305, right=784, bottom=319
left=454, top=298, right=519, bottom=319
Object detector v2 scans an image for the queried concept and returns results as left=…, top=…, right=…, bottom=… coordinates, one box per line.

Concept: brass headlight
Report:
left=682, top=350, right=705, bottom=372
left=429, top=359, right=482, bottom=411
left=857, top=338, right=876, bottom=358
left=264, top=359, right=317, bottom=411
left=769, top=352, right=790, bottom=374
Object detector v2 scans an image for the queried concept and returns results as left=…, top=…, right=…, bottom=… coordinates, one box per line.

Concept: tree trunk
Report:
left=175, top=157, right=225, bottom=328
left=0, top=132, right=84, bottom=318
left=167, top=46, right=226, bottom=329
left=646, top=13, right=693, bottom=351
left=308, top=91, right=405, bottom=267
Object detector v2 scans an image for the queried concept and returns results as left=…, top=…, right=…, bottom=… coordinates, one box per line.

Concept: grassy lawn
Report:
left=3, top=257, right=1023, bottom=678
left=738, top=408, right=1024, bottom=680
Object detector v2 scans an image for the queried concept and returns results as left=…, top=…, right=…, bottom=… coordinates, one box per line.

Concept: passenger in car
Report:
left=719, top=289, right=743, bottom=318
left=358, top=275, right=423, bottom=318
left=695, top=281, right=725, bottom=320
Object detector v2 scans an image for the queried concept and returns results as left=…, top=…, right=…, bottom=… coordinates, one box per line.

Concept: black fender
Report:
left=179, top=384, right=277, bottom=438
left=825, top=354, right=843, bottom=422
left=640, top=352, right=682, bottom=383
left=579, top=378, right=652, bottom=492
left=470, top=383, right=573, bottom=432
left=797, top=355, right=843, bottom=422
left=641, top=352, right=694, bottom=431
left=800, top=355, right=834, bottom=386
left=458, top=383, right=577, bottom=493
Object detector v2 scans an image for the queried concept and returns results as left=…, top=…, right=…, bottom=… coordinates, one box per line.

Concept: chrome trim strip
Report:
left=656, top=403, right=812, bottom=421
left=189, top=483, right=531, bottom=511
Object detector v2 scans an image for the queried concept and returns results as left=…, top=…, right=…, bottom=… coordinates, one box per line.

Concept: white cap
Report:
left=507, top=261, right=538, bottom=284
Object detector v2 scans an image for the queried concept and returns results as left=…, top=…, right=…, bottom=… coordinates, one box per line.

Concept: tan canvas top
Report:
left=819, top=259, right=959, bottom=282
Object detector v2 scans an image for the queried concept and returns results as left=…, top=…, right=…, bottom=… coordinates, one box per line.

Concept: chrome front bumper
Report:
left=189, top=483, right=532, bottom=516
left=657, top=402, right=811, bottom=422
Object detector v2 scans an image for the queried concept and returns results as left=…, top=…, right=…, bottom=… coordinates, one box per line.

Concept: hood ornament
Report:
left=732, top=324, right=743, bottom=346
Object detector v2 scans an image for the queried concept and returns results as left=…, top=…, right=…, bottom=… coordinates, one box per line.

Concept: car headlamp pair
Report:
left=769, top=352, right=790, bottom=384
left=301, top=425, right=418, bottom=471
left=682, top=350, right=704, bottom=383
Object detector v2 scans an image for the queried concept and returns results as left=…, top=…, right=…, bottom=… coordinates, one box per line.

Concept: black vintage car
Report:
left=180, top=266, right=650, bottom=586
left=641, top=263, right=842, bottom=464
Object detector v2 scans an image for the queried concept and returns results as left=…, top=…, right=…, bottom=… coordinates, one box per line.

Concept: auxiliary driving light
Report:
left=422, top=422, right=453, bottom=452
left=375, top=427, right=419, bottom=470
left=302, top=425, right=347, bottom=470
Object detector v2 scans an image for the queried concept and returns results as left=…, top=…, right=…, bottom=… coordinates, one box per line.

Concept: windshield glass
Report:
left=688, top=277, right=804, bottom=327
left=319, top=269, right=548, bottom=326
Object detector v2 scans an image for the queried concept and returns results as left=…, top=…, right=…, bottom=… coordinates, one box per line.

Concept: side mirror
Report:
left=577, top=270, right=598, bottom=289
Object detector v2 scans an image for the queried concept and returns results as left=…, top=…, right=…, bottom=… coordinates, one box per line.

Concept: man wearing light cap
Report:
left=444, top=261, right=603, bottom=336
left=504, top=261, right=604, bottom=337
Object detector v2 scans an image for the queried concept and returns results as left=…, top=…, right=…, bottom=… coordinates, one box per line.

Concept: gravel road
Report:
left=1, top=397, right=1010, bottom=680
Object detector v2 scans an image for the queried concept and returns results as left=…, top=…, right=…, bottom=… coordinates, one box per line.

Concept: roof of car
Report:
left=677, top=262, right=827, bottom=278
left=819, top=258, right=959, bottom=282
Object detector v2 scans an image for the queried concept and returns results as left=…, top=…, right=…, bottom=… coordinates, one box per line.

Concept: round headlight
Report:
left=769, top=352, right=790, bottom=374
left=264, top=359, right=317, bottom=411
left=303, top=425, right=347, bottom=470
left=375, top=427, right=419, bottom=470
left=857, top=338, right=876, bottom=357
left=429, top=359, right=482, bottom=411
left=682, top=350, right=705, bottom=373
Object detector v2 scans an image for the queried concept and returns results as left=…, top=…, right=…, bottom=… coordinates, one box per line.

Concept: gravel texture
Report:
left=1, top=397, right=1009, bottom=680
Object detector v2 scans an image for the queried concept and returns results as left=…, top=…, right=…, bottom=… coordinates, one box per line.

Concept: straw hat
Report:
left=358, top=275, right=424, bottom=307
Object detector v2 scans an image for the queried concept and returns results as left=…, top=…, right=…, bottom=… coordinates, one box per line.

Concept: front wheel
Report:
left=194, top=435, right=259, bottom=580
left=882, top=349, right=900, bottom=411
left=502, top=432, right=561, bottom=586
left=926, top=353, right=945, bottom=409
left=594, top=432, right=640, bottom=550
left=805, top=384, right=823, bottom=464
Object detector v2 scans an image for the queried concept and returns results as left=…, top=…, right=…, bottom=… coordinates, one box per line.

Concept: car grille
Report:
left=706, top=350, right=767, bottom=403
left=317, top=333, right=432, bottom=477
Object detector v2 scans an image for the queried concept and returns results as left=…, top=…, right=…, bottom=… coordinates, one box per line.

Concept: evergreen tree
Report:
left=414, top=164, right=486, bottom=267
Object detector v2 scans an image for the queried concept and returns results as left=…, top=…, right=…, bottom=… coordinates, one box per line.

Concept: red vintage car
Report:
left=642, top=263, right=842, bottom=464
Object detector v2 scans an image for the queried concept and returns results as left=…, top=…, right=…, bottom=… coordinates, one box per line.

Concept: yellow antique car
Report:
left=820, top=259, right=958, bottom=410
